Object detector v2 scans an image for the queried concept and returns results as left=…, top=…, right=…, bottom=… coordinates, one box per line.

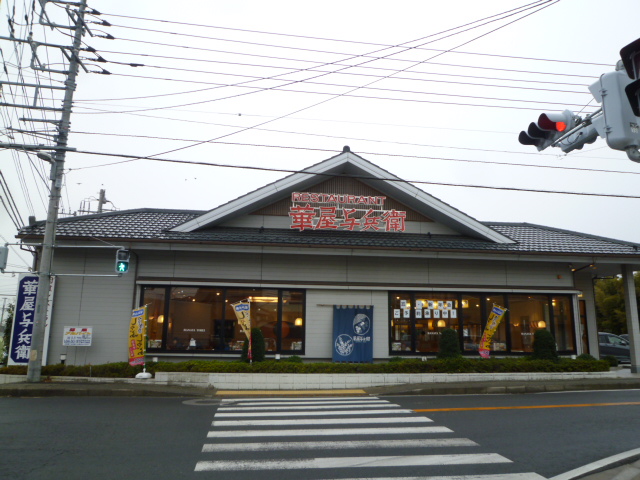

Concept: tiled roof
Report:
left=17, top=208, right=640, bottom=257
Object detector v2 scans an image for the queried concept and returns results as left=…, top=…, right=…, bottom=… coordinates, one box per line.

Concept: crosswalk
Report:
left=195, top=396, right=547, bottom=480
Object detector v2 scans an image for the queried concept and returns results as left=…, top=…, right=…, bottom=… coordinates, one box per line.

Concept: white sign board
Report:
left=63, top=327, right=93, bottom=347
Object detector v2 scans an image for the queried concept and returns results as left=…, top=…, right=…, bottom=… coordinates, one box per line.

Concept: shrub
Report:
left=602, top=355, right=619, bottom=367
left=437, top=328, right=462, bottom=359
left=241, top=328, right=266, bottom=362
left=577, top=353, right=596, bottom=361
left=532, top=329, right=558, bottom=361
left=284, top=355, right=303, bottom=363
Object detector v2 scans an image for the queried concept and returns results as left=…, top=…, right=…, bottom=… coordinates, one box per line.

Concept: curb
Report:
left=549, top=447, right=640, bottom=480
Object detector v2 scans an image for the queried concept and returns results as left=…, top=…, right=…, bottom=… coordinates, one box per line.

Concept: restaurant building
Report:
left=15, top=148, right=640, bottom=369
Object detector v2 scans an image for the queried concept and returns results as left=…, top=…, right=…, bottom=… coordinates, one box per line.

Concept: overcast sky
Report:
left=1, top=0, right=639, bottom=302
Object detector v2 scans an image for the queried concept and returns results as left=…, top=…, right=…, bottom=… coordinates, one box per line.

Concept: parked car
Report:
left=598, top=332, right=630, bottom=363
left=620, top=334, right=629, bottom=342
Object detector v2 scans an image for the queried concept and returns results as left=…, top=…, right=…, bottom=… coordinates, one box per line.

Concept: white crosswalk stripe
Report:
left=212, top=415, right=431, bottom=426
left=196, top=396, right=549, bottom=479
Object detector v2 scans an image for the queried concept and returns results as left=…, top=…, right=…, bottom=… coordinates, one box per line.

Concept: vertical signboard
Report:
left=128, top=306, right=147, bottom=366
left=332, top=306, right=374, bottom=363
left=8, top=274, right=39, bottom=365
left=478, top=304, right=508, bottom=359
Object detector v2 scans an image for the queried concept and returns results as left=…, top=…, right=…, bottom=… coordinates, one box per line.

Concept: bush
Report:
left=577, top=353, right=596, bottom=361
left=241, top=328, right=266, bottom=362
left=284, top=355, right=303, bottom=363
left=532, top=329, right=558, bottom=361
left=437, top=328, right=461, bottom=359
left=602, top=355, right=619, bottom=367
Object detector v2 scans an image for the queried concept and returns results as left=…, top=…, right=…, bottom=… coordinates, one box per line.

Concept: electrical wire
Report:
left=66, top=147, right=640, bottom=200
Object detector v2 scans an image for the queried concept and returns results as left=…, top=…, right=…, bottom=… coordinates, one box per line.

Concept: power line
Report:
left=66, top=131, right=638, bottom=175
left=66, top=147, right=640, bottom=200
left=98, top=4, right=611, bottom=68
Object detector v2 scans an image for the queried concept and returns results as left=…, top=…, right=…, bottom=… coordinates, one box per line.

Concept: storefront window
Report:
left=509, top=295, right=550, bottom=353
left=390, top=294, right=413, bottom=353
left=462, top=295, right=481, bottom=352
left=141, top=286, right=305, bottom=355
left=143, top=287, right=166, bottom=350
left=281, top=290, right=304, bottom=352
left=168, top=287, right=223, bottom=351
left=552, top=296, right=575, bottom=351
left=388, top=291, right=574, bottom=356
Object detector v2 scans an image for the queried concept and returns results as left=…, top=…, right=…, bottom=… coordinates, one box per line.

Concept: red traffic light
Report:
left=538, top=113, right=567, bottom=132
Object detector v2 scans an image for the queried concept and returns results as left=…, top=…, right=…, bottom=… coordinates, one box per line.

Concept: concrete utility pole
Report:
left=26, top=0, right=88, bottom=382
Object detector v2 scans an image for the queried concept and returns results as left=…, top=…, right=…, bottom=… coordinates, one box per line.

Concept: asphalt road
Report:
left=1, top=389, right=640, bottom=479
left=388, top=389, right=640, bottom=478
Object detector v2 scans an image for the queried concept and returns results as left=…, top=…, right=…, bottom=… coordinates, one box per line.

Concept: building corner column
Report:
left=621, top=265, right=640, bottom=373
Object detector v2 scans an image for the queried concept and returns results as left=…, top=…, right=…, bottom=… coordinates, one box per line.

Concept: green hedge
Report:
left=0, top=357, right=609, bottom=377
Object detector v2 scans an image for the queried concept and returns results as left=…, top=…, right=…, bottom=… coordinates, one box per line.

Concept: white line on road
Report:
left=221, top=396, right=376, bottom=403
left=214, top=408, right=416, bottom=417
left=222, top=399, right=391, bottom=406
left=202, top=438, right=478, bottom=452
left=207, top=426, right=452, bottom=438
left=218, top=403, right=400, bottom=411
left=212, top=416, right=432, bottom=427
left=256, top=475, right=547, bottom=480
left=194, top=453, right=511, bottom=471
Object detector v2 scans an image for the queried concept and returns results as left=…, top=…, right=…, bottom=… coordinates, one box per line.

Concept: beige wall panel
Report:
left=172, top=251, right=262, bottom=281
left=137, top=250, right=177, bottom=277
left=346, top=256, right=430, bottom=285
left=304, top=289, right=388, bottom=359
left=47, top=250, right=136, bottom=366
left=262, top=254, right=348, bottom=283
left=428, top=259, right=508, bottom=286
left=505, top=262, right=573, bottom=287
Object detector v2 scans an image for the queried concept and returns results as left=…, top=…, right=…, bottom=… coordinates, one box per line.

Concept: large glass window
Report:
left=389, top=291, right=575, bottom=356
left=143, top=287, right=166, bottom=350
left=141, top=286, right=305, bottom=354
left=503, top=295, right=549, bottom=353
left=552, top=296, right=575, bottom=351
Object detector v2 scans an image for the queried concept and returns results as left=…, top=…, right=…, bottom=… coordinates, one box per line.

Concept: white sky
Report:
left=1, top=0, right=640, bottom=303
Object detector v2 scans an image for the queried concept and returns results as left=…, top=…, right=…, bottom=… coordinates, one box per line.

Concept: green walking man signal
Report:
left=115, top=249, right=130, bottom=273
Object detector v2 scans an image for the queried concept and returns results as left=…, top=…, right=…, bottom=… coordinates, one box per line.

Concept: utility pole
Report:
left=26, top=0, right=88, bottom=382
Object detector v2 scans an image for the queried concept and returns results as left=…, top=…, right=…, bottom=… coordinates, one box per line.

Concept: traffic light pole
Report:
left=26, top=0, right=88, bottom=382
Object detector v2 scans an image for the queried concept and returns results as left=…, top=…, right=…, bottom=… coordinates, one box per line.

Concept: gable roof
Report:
left=169, top=148, right=516, bottom=244
left=17, top=209, right=640, bottom=261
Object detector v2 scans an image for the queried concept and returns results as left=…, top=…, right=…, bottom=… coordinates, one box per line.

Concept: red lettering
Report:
left=289, top=204, right=316, bottom=231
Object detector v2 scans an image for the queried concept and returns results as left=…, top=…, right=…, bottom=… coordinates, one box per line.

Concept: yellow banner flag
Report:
left=128, top=306, right=147, bottom=366
left=479, top=304, right=507, bottom=358
left=231, top=300, right=251, bottom=338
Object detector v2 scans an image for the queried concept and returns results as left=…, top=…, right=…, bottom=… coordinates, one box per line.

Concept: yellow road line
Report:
left=415, top=401, right=640, bottom=412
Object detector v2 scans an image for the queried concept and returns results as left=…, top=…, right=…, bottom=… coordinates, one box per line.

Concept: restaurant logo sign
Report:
left=289, top=192, right=406, bottom=232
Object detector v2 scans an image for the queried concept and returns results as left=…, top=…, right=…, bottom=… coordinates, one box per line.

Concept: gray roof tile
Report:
left=17, top=208, right=640, bottom=257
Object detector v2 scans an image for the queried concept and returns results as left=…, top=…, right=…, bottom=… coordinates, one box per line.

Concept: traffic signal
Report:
left=115, top=249, right=130, bottom=273
left=518, top=110, right=577, bottom=151
left=556, top=123, right=599, bottom=154
left=586, top=37, right=640, bottom=162
left=620, top=37, right=640, bottom=116
left=0, top=246, right=8, bottom=273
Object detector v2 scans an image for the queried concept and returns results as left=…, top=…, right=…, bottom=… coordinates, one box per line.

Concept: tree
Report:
left=594, top=272, right=640, bottom=334
left=532, top=329, right=558, bottom=361
left=437, top=328, right=462, bottom=359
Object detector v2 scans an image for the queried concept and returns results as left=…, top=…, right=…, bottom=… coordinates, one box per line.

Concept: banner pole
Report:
left=135, top=306, right=152, bottom=379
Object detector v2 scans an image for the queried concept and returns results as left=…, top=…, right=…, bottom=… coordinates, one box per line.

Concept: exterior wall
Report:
left=43, top=245, right=579, bottom=365
left=47, top=249, right=136, bottom=366
left=137, top=249, right=574, bottom=290
left=304, top=289, right=388, bottom=359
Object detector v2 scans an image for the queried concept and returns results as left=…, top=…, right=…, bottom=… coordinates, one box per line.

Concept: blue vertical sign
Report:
left=332, top=306, right=374, bottom=363
left=8, top=274, right=39, bottom=365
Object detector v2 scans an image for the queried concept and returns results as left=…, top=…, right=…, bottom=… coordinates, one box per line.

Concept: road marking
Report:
left=221, top=396, right=374, bottom=402
left=218, top=403, right=399, bottom=411
left=212, top=416, right=432, bottom=427
left=208, top=425, right=452, bottom=437
left=414, top=401, right=640, bottom=412
left=202, top=438, right=478, bottom=452
left=195, top=453, right=511, bottom=471
left=268, top=475, right=547, bottom=480
left=215, top=408, right=415, bottom=417
left=223, top=399, right=390, bottom=406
